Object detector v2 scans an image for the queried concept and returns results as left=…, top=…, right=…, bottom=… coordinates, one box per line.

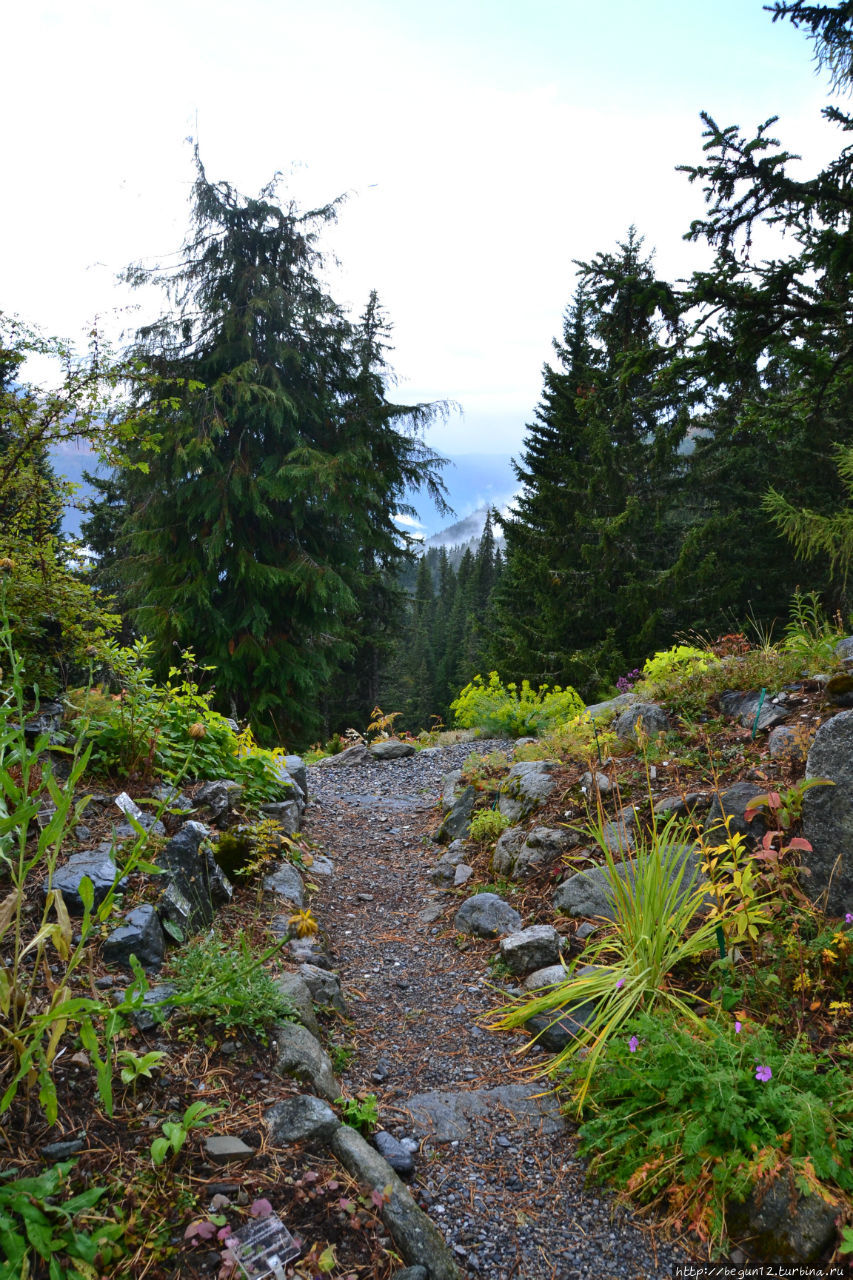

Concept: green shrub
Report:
left=72, top=639, right=292, bottom=801
left=639, top=644, right=719, bottom=687
left=167, top=930, right=296, bottom=1037
left=451, top=672, right=584, bottom=738
left=460, top=749, right=510, bottom=786
left=575, top=1009, right=853, bottom=1250
left=468, top=807, right=511, bottom=844
left=781, top=590, right=843, bottom=673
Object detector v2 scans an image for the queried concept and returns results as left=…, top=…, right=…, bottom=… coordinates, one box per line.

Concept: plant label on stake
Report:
left=223, top=1214, right=300, bottom=1278
left=114, top=792, right=144, bottom=819
left=36, top=799, right=57, bottom=829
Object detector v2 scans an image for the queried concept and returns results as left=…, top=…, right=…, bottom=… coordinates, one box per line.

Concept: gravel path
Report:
left=304, top=742, right=695, bottom=1280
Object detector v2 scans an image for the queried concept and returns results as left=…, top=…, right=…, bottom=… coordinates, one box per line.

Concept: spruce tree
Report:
left=112, top=155, right=446, bottom=744
left=493, top=235, right=686, bottom=695
left=667, top=13, right=853, bottom=626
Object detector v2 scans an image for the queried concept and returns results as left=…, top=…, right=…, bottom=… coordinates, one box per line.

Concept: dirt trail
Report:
left=304, top=747, right=694, bottom=1280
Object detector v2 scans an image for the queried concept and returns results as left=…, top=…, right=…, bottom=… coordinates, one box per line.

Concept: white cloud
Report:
left=392, top=513, right=427, bottom=529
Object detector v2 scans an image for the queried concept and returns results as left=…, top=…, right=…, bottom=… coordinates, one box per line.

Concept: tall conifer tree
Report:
left=112, top=155, right=445, bottom=744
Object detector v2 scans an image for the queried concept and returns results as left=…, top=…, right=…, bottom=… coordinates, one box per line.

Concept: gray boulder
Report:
left=580, top=770, right=611, bottom=794
left=194, top=779, right=243, bottom=820
left=331, top=1126, right=461, bottom=1280
left=704, top=782, right=767, bottom=842
left=524, top=964, right=604, bottom=1050
left=373, top=1129, right=415, bottom=1175
left=440, top=769, right=463, bottom=813
left=285, top=754, right=308, bottom=800
left=835, top=636, right=853, bottom=666
left=803, top=710, right=853, bottom=914
left=653, top=792, right=711, bottom=818
left=47, top=849, right=126, bottom=915
left=554, top=845, right=706, bottom=922
left=369, top=738, right=416, bottom=760
left=492, top=825, right=575, bottom=880
left=599, top=809, right=637, bottom=854
left=151, top=784, right=192, bottom=811
left=259, top=800, right=301, bottom=835
left=102, top=904, right=165, bottom=971
left=824, top=671, right=853, bottom=707
left=584, top=692, right=637, bottom=721
left=265, top=1095, right=340, bottom=1145
left=272, top=1022, right=338, bottom=1101
left=613, top=701, right=670, bottom=744
left=523, top=963, right=569, bottom=990
left=429, top=840, right=469, bottom=886
left=491, top=826, right=525, bottom=878
left=156, top=821, right=231, bottom=934
left=726, top=1171, right=839, bottom=1264
left=499, top=924, right=560, bottom=975
left=299, top=963, right=348, bottom=1015
left=768, top=724, right=809, bottom=764
left=111, top=812, right=167, bottom=841
left=132, top=982, right=178, bottom=1031
left=434, top=786, right=476, bottom=844
left=274, top=971, right=320, bottom=1037
left=315, top=743, right=371, bottom=768
left=454, top=892, right=522, bottom=938
left=718, top=690, right=789, bottom=732
left=263, top=861, right=306, bottom=907
left=405, top=1082, right=565, bottom=1142
left=287, top=937, right=332, bottom=967
left=497, top=761, right=561, bottom=823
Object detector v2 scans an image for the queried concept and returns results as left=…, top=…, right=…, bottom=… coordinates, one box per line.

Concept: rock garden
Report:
left=2, top=614, right=853, bottom=1279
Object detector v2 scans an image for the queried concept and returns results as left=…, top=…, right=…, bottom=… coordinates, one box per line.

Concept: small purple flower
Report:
left=755, top=1064, right=772, bottom=1083
left=616, top=978, right=625, bottom=990
left=734, top=1020, right=742, bottom=1033
left=846, top=913, right=853, bottom=925
left=628, top=1035, right=640, bottom=1053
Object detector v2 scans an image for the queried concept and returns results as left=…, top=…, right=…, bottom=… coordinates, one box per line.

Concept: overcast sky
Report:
left=2, top=0, right=840, bottom=460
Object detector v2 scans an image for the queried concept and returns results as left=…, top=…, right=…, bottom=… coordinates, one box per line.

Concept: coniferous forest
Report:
left=5, top=3, right=853, bottom=748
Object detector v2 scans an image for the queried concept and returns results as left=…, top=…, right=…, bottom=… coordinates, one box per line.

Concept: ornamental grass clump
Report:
left=492, top=808, right=720, bottom=1110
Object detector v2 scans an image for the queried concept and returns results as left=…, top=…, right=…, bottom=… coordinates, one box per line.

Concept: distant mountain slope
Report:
left=425, top=504, right=506, bottom=550
left=402, top=452, right=517, bottom=540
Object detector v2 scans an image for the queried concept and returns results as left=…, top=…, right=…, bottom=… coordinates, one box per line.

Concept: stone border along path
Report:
left=303, top=741, right=695, bottom=1280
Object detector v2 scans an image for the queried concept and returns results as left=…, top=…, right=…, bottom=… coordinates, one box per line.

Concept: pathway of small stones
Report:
left=305, top=742, right=695, bottom=1280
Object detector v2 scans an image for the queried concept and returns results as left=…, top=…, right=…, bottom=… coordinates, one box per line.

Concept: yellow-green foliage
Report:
left=468, top=807, right=512, bottom=844
left=451, top=672, right=584, bottom=738
left=639, top=644, right=719, bottom=688
left=547, top=713, right=620, bottom=763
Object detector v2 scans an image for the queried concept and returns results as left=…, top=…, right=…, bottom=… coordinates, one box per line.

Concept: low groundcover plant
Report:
left=573, top=1008, right=853, bottom=1250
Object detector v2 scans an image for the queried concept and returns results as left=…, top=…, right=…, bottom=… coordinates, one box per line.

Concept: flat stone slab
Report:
left=204, top=1135, right=255, bottom=1163
left=404, top=1083, right=565, bottom=1142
